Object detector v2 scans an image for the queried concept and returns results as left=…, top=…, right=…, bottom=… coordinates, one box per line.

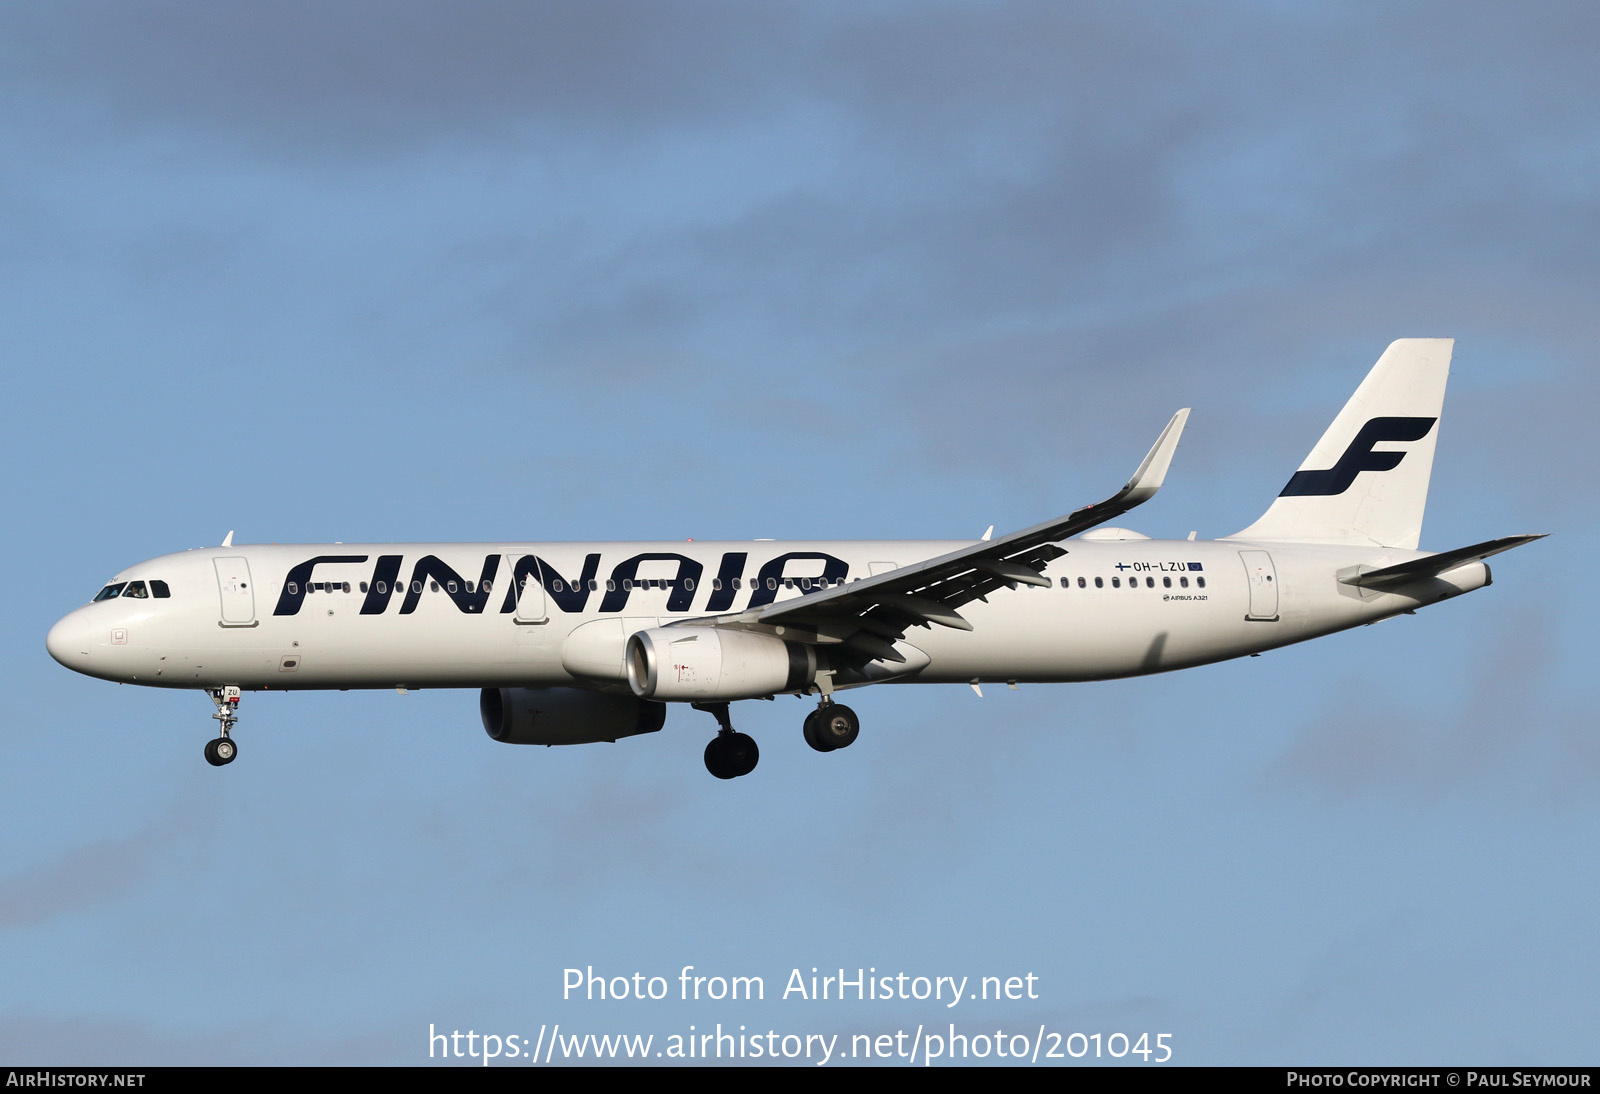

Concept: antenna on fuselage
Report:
left=221, top=530, right=234, bottom=548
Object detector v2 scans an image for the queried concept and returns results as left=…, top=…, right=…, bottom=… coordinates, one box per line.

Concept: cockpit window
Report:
left=92, top=579, right=170, bottom=601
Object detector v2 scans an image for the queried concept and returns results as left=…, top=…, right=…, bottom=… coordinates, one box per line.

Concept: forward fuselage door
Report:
left=214, top=556, right=256, bottom=627
left=1239, top=550, right=1279, bottom=621
left=508, top=554, right=548, bottom=624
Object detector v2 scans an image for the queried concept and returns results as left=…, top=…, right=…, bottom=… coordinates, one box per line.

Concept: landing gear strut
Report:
left=693, top=702, right=759, bottom=780
left=205, top=686, right=240, bottom=767
left=803, top=701, right=859, bottom=753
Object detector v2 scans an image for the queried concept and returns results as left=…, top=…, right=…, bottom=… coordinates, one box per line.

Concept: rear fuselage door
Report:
left=1239, top=550, right=1280, bottom=621
left=508, top=554, right=548, bottom=624
left=214, top=556, right=256, bottom=626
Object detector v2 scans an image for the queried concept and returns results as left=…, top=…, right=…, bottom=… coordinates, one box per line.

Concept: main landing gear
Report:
left=803, top=701, right=859, bottom=753
left=692, top=696, right=862, bottom=780
left=694, top=702, right=759, bottom=780
left=204, top=686, right=240, bottom=767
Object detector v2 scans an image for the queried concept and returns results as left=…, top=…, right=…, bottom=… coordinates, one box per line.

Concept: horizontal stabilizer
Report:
left=1340, top=534, right=1546, bottom=591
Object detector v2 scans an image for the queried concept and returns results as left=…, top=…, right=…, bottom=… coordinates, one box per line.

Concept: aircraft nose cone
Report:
left=46, top=612, right=92, bottom=668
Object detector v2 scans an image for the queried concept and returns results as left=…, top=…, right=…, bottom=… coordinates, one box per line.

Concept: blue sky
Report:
left=2, top=1, right=1596, bottom=1065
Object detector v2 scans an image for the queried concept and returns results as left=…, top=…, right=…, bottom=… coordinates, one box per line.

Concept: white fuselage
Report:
left=42, top=339, right=1529, bottom=779
left=45, top=537, right=1487, bottom=694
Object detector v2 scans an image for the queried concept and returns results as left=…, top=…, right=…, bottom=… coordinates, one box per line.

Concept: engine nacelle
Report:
left=480, top=687, right=666, bottom=746
left=626, top=626, right=815, bottom=701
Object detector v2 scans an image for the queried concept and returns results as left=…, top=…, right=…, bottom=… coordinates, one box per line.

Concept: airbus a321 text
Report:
left=48, top=340, right=1542, bottom=779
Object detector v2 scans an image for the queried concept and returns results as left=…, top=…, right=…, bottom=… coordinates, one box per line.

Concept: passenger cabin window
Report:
left=94, top=583, right=127, bottom=601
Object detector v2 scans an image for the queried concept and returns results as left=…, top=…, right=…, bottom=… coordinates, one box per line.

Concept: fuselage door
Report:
left=214, top=556, right=256, bottom=626
left=508, top=555, right=548, bottom=624
left=1239, top=550, right=1279, bottom=621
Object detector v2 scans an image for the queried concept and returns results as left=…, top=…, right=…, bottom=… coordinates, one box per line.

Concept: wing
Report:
left=695, top=409, right=1190, bottom=665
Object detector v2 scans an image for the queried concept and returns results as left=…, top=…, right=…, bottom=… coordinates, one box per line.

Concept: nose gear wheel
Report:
left=204, top=687, right=241, bottom=767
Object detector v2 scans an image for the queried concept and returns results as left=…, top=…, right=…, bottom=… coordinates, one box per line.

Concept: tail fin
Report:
left=1227, top=338, right=1452, bottom=549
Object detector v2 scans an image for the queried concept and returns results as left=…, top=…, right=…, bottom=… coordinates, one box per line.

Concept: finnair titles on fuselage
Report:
left=47, top=340, right=1542, bottom=779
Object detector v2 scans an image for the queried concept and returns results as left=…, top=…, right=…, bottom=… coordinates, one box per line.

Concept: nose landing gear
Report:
left=205, top=686, right=240, bottom=767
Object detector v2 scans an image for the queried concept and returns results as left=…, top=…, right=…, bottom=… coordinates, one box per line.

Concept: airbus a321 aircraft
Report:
left=48, top=340, right=1541, bottom=780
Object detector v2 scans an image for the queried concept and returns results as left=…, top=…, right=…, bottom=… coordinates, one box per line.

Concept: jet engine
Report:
left=626, top=626, right=815, bottom=701
left=480, top=687, right=666, bottom=745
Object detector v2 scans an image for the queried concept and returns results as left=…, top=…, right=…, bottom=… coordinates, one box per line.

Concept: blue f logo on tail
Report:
left=1279, top=416, right=1437, bottom=497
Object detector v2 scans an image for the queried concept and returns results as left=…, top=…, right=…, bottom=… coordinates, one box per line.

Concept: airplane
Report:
left=46, top=339, right=1542, bottom=780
